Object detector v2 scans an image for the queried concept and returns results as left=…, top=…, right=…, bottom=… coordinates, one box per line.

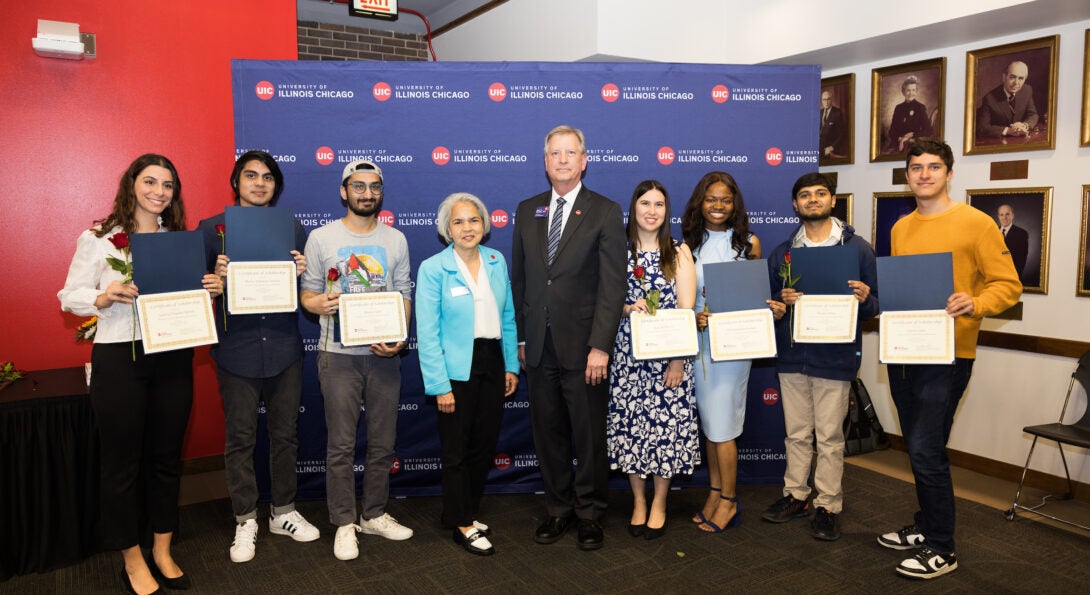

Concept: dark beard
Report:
left=797, top=205, right=832, bottom=222
left=348, top=196, right=382, bottom=217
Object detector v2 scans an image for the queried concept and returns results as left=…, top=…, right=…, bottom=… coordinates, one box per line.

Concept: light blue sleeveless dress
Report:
left=693, top=229, right=750, bottom=442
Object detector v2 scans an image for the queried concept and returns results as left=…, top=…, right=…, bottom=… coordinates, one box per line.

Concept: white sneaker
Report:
left=359, top=513, right=413, bottom=541
left=896, top=547, right=958, bottom=579
left=270, top=510, right=320, bottom=542
left=230, top=519, right=258, bottom=563
left=334, top=524, right=361, bottom=561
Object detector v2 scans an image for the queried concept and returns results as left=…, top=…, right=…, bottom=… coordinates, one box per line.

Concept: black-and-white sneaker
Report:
left=896, top=547, right=957, bottom=579
left=877, top=524, right=925, bottom=550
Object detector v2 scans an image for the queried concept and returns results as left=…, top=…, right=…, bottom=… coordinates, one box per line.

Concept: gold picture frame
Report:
left=871, top=192, right=917, bottom=257
left=869, top=58, right=945, bottom=163
left=1081, top=30, right=1090, bottom=147
left=832, top=193, right=853, bottom=227
left=966, top=187, right=1052, bottom=295
left=964, top=35, right=1058, bottom=155
left=820, top=73, right=854, bottom=166
left=1078, top=186, right=1090, bottom=296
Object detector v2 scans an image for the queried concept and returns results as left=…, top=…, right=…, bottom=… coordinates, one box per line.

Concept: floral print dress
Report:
left=607, top=245, right=700, bottom=478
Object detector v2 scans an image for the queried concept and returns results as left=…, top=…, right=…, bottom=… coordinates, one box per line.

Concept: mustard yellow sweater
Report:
left=891, top=202, right=1022, bottom=358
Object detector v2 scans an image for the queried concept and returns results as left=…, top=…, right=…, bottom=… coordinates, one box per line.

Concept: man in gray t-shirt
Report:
left=300, top=159, right=413, bottom=561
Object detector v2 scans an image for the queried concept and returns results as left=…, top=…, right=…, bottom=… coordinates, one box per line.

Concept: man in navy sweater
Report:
left=760, top=172, right=878, bottom=541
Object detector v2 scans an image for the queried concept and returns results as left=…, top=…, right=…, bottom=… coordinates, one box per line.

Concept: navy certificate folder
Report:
left=876, top=253, right=954, bottom=312
left=130, top=231, right=206, bottom=294
left=224, top=206, right=295, bottom=261
left=703, top=259, right=771, bottom=312
left=787, top=244, right=858, bottom=295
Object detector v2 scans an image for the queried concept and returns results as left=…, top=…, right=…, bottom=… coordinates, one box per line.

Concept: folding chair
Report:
left=1004, top=350, right=1090, bottom=530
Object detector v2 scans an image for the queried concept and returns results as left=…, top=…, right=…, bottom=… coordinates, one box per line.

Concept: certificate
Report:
left=338, top=292, right=407, bottom=346
left=227, top=261, right=298, bottom=314
left=707, top=308, right=776, bottom=361
left=630, top=309, right=699, bottom=360
left=879, top=310, right=955, bottom=364
left=792, top=294, right=858, bottom=343
left=137, top=289, right=218, bottom=354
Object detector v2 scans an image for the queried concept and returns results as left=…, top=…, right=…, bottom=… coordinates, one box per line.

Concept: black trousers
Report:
left=527, top=328, right=609, bottom=522
left=438, top=339, right=505, bottom=528
left=89, top=342, right=193, bottom=551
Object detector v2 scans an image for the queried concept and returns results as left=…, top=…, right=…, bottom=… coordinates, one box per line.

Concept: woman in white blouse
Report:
left=415, top=193, right=520, bottom=556
left=58, top=154, right=222, bottom=594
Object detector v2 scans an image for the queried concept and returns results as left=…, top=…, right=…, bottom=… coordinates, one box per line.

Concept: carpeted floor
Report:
left=6, top=464, right=1089, bottom=593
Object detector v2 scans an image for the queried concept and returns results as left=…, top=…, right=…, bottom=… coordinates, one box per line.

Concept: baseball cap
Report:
left=342, top=159, right=383, bottom=183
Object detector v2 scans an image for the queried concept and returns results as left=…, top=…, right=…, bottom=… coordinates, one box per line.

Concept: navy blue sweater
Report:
left=766, top=222, right=878, bottom=381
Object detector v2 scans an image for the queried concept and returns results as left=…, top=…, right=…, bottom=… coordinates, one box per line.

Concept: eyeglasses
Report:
left=348, top=181, right=384, bottom=195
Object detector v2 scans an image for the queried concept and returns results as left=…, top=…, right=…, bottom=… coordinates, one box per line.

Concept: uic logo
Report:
left=432, top=146, right=451, bottom=166
left=378, top=210, right=396, bottom=226
left=765, top=147, right=783, bottom=166
left=657, top=146, right=675, bottom=166
left=490, top=209, right=509, bottom=228
left=389, top=456, right=401, bottom=474
left=315, top=146, right=335, bottom=166
left=488, top=82, right=507, bottom=102
left=711, top=84, right=730, bottom=103
left=601, top=83, right=620, bottom=103
left=255, top=80, right=275, bottom=101
left=494, top=453, right=511, bottom=470
left=372, top=82, right=392, bottom=102
left=762, top=388, right=780, bottom=406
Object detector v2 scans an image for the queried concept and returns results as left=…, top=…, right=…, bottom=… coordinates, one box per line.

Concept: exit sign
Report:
left=350, top=0, right=398, bottom=21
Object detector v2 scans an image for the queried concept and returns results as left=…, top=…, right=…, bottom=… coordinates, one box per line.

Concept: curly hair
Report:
left=93, top=154, right=186, bottom=236
left=680, top=171, right=753, bottom=259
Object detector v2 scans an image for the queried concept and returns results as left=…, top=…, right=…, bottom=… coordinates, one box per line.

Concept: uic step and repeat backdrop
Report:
left=232, top=60, right=819, bottom=499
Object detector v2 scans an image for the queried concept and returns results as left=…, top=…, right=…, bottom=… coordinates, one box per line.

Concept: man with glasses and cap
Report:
left=300, top=159, right=414, bottom=561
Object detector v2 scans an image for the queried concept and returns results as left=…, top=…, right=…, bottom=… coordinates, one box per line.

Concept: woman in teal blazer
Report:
left=415, top=192, right=519, bottom=556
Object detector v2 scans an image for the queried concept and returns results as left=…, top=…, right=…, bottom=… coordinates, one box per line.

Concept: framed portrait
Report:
left=832, top=193, right=853, bottom=226
left=871, top=192, right=917, bottom=257
left=1081, top=30, right=1090, bottom=147
left=964, top=35, right=1058, bottom=155
left=966, top=187, right=1051, bottom=294
left=1077, top=186, right=1090, bottom=297
left=869, top=58, right=945, bottom=162
left=820, top=73, right=854, bottom=166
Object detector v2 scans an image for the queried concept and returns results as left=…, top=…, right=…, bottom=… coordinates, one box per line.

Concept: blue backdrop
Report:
left=231, top=60, right=819, bottom=499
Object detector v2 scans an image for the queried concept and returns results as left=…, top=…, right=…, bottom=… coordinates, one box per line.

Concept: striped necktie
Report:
left=546, top=197, right=566, bottom=267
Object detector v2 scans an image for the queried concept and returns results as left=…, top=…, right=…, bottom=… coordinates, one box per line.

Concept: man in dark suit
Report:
left=819, top=90, right=846, bottom=158
left=997, top=203, right=1029, bottom=278
left=976, top=60, right=1039, bottom=138
left=511, top=125, right=627, bottom=551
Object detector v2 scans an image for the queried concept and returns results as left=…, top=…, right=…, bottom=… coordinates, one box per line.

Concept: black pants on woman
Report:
left=438, top=338, right=505, bottom=528
left=89, top=342, right=193, bottom=551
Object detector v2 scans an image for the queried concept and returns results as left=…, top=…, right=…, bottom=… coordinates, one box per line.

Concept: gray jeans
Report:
left=219, top=361, right=303, bottom=523
left=319, top=351, right=401, bottom=526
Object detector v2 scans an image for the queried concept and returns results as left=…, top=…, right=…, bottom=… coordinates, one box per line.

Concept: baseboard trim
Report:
left=884, top=433, right=1090, bottom=503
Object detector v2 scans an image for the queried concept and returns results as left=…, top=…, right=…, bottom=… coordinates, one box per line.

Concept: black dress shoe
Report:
left=627, top=523, right=646, bottom=538
left=453, top=528, right=495, bottom=556
left=644, top=520, right=667, bottom=540
left=577, top=519, right=604, bottom=550
left=148, top=559, right=191, bottom=591
left=534, top=516, right=572, bottom=544
left=121, top=567, right=162, bottom=594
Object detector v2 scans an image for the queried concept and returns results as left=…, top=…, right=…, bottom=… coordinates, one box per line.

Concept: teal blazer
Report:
left=415, top=244, right=519, bottom=395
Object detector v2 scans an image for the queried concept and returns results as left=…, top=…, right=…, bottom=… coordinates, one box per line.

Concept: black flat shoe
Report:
left=534, top=515, right=572, bottom=544
left=148, top=559, right=191, bottom=591
left=577, top=519, right=604, bottom=550
left=121, top=567, right=162, bottom=594
left=627, top=523, right=646, bottom=538
left=453, top=528, right=494, bottom=556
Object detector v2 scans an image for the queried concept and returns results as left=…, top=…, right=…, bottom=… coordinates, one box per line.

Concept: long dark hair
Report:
left=627, top=179, right=678, bottom=281
left=93, top=153, right=186, bottom=236
left=681, top=171, right=753, bottom=259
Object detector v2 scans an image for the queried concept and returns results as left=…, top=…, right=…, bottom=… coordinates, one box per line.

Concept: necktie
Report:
left=546, top=197, right=566, bottom=267
left=822, top=108, right=829, bottom=125
left=1003, top=228, right=1008, bottom=237
left=1008, top=94, right=1016, bottom=115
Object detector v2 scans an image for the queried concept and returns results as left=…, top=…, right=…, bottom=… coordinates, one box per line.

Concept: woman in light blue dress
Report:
left=681, top=171, right=762, bottom=533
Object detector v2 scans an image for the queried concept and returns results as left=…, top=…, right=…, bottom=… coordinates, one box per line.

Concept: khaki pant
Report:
left=777, top=373, right=850, bottom=514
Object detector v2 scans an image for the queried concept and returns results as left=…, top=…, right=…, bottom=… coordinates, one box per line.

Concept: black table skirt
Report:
left=0, top=367, right=99, bottom=581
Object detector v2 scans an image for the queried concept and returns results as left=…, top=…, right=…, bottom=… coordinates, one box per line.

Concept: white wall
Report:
left=434, top=2, right=1090, bottom=483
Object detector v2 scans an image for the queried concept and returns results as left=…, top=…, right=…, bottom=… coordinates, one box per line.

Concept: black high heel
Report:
left=147, top=556, right=191, bottom=591
left=121, top=567, right=162, bottom=594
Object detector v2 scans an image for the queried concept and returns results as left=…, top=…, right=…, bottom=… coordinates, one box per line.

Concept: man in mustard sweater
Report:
left=877, top=139, right=1021, bottom=580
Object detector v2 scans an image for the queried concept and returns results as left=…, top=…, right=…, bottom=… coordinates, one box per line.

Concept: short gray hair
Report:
left=543, top=125, right=586, bottom=154
left=436, top=192, right=491, bottom=244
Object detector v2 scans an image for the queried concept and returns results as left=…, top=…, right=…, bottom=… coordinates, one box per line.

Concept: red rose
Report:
left=784, top=252, right=791, bottom=264
left=108, top=232, right=130, bottom=250
left=327, top=267, right=340, bottom=282
left=215, top=223, right=225, bottom=235
left=633, top=266, right=646, bottom=279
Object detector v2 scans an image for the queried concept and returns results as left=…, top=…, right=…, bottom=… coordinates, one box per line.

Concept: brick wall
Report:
left=297, top=21, right=429, bottom=61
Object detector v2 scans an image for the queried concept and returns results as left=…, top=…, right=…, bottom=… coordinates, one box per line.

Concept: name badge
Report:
left=450, top=286, right=470, bottom=297
left=534, top=206, right=549, bottom=218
